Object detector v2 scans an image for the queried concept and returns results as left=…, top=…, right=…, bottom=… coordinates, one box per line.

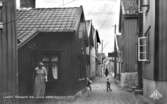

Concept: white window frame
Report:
left=0, top=22, right=3, bottom=29
left=138, top=36, right=149, bottom=62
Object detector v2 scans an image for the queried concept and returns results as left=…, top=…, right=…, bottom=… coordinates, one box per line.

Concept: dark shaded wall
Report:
left=0, top=0, right=18, bottom=97
left=71, top=22, right=87, bottom=94
left=19, top=32, right=79, bottom=95
left=157, top=0, right=167, bottom=81
left=121, top=17, right=138, bottom=72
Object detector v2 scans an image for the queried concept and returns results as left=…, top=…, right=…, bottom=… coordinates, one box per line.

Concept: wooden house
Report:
left=16, top=6, right=88, bottom=96
left=97, top=53, right=105, bottom=77
left=138, top=0, right=167, bottom=103
left=108, top=35, right=122, bottom=80
left=85, top=20, right=100, bottom=79
left=118, top=0, right=139, bottom=88
left=0, top=0, right=18, bottom=97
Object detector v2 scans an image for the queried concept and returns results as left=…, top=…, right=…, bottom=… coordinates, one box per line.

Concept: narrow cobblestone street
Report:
left=47, top=76, right=154, bottom=104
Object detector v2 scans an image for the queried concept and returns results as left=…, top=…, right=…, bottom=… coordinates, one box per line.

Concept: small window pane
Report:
left=51, top=57, right=58, bottom=62
left=139, top=46, right=146, bottom=52
left=52, top=63, right=58, bottom=79
left=138, top=36, right=149, bottom=61
left=42, top=57, right=49, bottom=62
left=0, top=22, right=3, bottom=29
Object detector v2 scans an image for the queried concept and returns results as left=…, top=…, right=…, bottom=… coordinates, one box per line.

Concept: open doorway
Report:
left=38, top=51, right=61, bottom=95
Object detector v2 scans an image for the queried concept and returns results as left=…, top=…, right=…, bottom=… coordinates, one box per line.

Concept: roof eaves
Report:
left=18, top=31, right=39, bottom=48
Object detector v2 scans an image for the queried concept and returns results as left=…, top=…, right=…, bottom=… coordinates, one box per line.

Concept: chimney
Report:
left=16, top=0, right=35, bottom=9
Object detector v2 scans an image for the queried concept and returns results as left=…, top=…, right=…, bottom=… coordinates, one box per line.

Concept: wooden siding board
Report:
left=122, top=19, right=138, bottom=72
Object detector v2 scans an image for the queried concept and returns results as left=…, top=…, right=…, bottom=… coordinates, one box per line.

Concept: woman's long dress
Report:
left=33, top=67, right=47, bottom=97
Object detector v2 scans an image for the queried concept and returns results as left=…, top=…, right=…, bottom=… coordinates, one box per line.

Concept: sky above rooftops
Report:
left=36, top=0, right=120, bottom=55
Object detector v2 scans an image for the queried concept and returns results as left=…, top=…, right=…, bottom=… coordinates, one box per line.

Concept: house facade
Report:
left=0, top=0, right=18, bottom=97
left=138, top=0, right=167, bottom=103
left=118, top=0, right=139, bottom=88
left=86, top=20, right=100, bottom=79
left=97, top=53, right=106, bottom=77
left=108, top=36, right=122, bottom=80
left=16, top=7, right=88, bottom=96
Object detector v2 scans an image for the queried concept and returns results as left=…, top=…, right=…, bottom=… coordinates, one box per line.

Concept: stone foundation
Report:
left=120, top=72, right=138, bottom=88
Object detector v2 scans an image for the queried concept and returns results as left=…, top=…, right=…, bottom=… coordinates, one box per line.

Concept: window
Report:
left=0, top=22, right=3, bottom=29
left=0, top=1, right=3, bottom=29
left=0, top=1, right=3, bottom=7
left=138, top=27, right=150, bottom=62
left=51, top=57, right=58, bottom=80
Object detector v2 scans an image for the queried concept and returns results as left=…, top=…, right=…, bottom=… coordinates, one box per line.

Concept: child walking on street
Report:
left=106, top=78, right=112, bottom=92
left=86, top=77, right=92, bottom=91
left=86, top=77, right=92, bottom=96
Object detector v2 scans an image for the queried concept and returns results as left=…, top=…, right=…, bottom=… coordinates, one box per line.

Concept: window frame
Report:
left=0, top=1, right=3, bottom=7
left=137, top=27, right=151, bottom=62
left=0, top=22, right=3, bottom=29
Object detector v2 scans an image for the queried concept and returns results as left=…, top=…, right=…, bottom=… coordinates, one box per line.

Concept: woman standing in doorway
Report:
left=33, top=62, right=48, bottom=97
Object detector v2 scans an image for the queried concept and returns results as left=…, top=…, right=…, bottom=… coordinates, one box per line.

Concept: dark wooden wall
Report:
left=0, top=0, right=18, bottom=97
left=18, top=32, right=87, bottom=96
left=18, top=43, right=34, bottom=95
left=157, top=0, right=167, bottom=81
left=121, top=18, right=138, bottom=73
left=71, top=22, right=87, bottom=94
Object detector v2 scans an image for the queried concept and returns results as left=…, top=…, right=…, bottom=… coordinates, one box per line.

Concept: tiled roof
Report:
left=121, top=0, right=138, bottom=15
left=16, top=7, right=83, bottom=45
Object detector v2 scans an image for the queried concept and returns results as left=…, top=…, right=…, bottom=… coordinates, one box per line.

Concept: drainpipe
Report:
left=137, top=12, right=143, bottom=89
